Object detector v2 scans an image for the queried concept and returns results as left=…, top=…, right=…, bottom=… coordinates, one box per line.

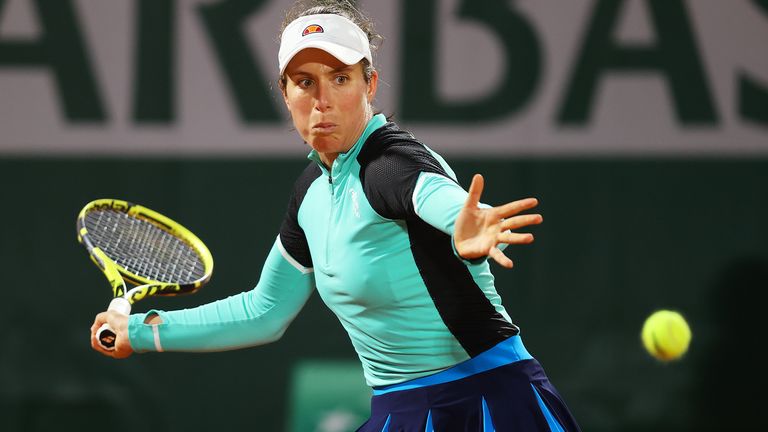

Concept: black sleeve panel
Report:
left=357, top=123, right=454, bottom=220
left=279, top=162, right=321, bottom=268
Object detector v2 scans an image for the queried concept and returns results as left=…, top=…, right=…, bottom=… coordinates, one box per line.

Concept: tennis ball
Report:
left=641, top=310, right=692, bottom=361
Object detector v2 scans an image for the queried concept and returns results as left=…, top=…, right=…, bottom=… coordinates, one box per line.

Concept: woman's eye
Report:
left=298, top=79, right=313, bottom=88
left=334, top=75, right=348, bottom=84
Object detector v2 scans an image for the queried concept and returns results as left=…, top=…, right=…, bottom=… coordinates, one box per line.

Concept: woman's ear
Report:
left=367, top=70, right=379, bottom=103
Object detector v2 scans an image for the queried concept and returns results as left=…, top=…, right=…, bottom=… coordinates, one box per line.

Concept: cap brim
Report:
left=279, top=40, right=367, bottom=75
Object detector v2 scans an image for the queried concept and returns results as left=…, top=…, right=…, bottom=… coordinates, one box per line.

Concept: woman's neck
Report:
left=317, top=111, right=373, bottom=169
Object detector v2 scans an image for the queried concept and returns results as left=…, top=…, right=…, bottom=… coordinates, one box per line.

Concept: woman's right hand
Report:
left=90, top=310, right=134, bottom=359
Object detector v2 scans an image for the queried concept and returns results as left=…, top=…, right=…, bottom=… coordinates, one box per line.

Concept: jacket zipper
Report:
left=325, top=173, right=333, bottom=274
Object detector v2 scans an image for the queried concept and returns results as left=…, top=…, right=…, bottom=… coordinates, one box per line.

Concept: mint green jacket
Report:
left=128, top=114, right=519, bottom=387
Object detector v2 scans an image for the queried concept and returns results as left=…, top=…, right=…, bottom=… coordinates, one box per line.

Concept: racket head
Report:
left=77, top=199, right=213, bottom=301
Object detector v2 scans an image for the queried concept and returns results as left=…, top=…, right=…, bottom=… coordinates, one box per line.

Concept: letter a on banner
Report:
left=558, top=0, right=718, bottom=126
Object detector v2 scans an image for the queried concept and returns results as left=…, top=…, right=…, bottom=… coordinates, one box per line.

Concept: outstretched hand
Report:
left=453, top=174, right=542, bottom=268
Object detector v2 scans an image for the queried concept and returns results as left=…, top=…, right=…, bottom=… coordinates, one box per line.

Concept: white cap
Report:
left=278, top=14, right=372, bottom=75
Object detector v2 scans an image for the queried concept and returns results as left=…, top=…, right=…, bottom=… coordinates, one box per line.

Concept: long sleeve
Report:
left=411, top=172, right=502, bottom=263
left=411, top=172, right=468, bottom=235
left=128, top=237, right=314, bottom=352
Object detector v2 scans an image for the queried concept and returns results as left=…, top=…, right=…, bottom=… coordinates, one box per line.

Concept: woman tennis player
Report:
left=91, top=1, right=581, bottom=430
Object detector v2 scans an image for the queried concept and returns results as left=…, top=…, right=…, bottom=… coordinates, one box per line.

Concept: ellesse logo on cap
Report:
left=302, top=24, right=324, bottom=36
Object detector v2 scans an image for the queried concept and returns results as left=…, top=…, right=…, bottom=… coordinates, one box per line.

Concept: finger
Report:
left=494, top=198, right=539, bottom=219
left=464, top=174, right=484, bottom=209
left=500, top=214, right=543, bottom=231
left=498, top=232, right=534, bottom=244
left=489, top=247, right=514, bottom=268
left=90, top=312, right=109, bottom=333
left=106, top=311, right=127, bottom=327
left=105, top=313, right=133, bottom=359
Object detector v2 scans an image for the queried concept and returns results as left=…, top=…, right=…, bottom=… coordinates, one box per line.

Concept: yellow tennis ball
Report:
left=641, top=310, right=692, bottom=361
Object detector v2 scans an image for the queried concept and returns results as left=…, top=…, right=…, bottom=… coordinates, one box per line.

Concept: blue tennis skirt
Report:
left=356, top=336, right=580, bottom=432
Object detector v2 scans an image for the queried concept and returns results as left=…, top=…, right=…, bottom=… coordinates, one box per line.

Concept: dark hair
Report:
left=277, top=0, right=382, bottom=92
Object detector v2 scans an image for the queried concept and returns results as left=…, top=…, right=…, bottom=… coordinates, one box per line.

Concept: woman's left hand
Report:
left=453, top=174, right=542, bottom=268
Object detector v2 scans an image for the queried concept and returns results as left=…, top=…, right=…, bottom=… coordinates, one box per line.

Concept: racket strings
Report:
left=84, top=209, right=206, bottom=284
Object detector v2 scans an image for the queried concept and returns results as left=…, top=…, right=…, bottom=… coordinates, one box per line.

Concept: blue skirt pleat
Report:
left=356, top=359, right=580, bottom=432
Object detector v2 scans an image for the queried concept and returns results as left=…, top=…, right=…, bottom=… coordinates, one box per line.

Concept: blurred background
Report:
left=1, top=0, right=766, bottom=430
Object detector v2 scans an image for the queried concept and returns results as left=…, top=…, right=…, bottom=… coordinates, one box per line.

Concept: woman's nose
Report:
left=314, top=81, right=331, bottom=111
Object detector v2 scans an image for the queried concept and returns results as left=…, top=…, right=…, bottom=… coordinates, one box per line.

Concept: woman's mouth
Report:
left=312, top=122, right=337, bottom=134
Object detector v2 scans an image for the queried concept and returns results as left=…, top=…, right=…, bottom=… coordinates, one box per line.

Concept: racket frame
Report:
left=77, top=198, right=214, bottom=305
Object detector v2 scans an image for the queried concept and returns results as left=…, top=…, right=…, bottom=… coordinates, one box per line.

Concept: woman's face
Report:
left=282, top=48, right=378, bottom=166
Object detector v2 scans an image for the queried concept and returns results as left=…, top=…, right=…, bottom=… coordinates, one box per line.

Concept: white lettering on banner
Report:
left=0, top=0, right=765, bottom=157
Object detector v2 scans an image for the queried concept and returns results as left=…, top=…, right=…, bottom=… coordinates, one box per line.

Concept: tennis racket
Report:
left=77, top=199, right=213, bottom=351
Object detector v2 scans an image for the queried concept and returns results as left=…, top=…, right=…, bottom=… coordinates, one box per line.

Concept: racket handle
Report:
left=96, top=297, right=131, bottom=351
left=96, top=323, right=118, bottom=350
